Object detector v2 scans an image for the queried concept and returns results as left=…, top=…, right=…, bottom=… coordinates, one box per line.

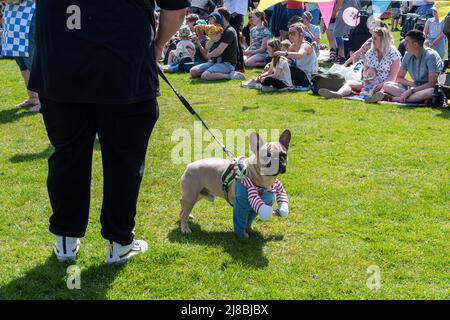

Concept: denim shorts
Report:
left=196, top=62, right=235, bottom=74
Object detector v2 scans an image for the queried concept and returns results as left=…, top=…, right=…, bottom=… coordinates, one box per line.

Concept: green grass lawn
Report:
left=0, top=58, right=449, bottom=300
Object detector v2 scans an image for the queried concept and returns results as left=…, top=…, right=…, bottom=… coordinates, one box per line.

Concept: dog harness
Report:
left=221, top=157, right=248, bottom=205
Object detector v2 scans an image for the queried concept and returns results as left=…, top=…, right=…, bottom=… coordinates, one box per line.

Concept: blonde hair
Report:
left=372, top=27, right=394, bottom=57
left=196, top=24, right=224, bottom=37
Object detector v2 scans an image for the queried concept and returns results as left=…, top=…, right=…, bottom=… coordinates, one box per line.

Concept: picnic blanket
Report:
left=1, top=0, right=35, bottom=57
left=343, top=95, right=426, bottom=106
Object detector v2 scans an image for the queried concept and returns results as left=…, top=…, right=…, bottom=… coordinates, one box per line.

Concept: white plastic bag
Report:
left=327, top=60, right=364, bottom=81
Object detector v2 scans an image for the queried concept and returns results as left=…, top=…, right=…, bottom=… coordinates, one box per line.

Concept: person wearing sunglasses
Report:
left=274, top=22, right=318, bottom=87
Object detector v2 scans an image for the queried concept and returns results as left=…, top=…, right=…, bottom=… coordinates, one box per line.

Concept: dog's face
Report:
left=249, top=129, right=291, bottom=177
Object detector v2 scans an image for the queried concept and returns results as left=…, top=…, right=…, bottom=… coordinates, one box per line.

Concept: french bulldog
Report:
left=179, top=129, right=291, bottom=235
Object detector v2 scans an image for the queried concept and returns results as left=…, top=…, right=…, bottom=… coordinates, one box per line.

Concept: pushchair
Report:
left=401, top=13, right=427, bottom=38
left=433, top=66, right=450, bottom=108
left=397, top=13, right=428, bottom=57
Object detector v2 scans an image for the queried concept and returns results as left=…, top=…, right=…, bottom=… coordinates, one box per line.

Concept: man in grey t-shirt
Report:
left=382, top=30, right=443, bottom=103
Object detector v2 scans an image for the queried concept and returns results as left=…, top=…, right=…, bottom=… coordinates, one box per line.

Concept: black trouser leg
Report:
left=230, top=14, right=244, bottom=71
left=290, top=66, right=311, bottom=86
left=97, top=99, right=159, bottom=245
left=262, top=77, right=288, bottom=89
left=41, top=97, right=96, bottom=238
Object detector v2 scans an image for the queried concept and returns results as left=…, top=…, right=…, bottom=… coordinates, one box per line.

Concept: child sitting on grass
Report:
left=162, top=25, right=196, bottom=73
left=360, top=67, right=381, bottom=97
left=194, top=23, right=224, bottom=62
left=257, top=39, right=293, bottom=92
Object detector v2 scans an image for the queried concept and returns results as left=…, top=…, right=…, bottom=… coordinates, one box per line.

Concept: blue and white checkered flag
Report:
left=1, top=0, right=35, bottom=57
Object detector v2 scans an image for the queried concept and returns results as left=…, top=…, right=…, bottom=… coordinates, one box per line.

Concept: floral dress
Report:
left=364, top=46, right=402, bottom=85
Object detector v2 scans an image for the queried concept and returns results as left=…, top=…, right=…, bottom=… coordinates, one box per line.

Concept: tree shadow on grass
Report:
left=0, top=108, right=34, bottom=125
left=167, top=222, right=284, bottom=269
left=0, top=256, right=124, bottom=300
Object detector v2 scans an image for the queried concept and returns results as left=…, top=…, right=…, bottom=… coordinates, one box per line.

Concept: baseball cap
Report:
left=194, top=19, right=207, bottom=26
left=208, top=12, right=223, bottom=26
left=178, top=25, right=192, bottom=38
left=304, top=11, right=313, bottom=22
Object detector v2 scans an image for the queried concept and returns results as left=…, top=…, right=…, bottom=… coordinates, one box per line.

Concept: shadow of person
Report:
left=435, top=106, right=450, bottom=119
left=9, top=139, right=102, bottom=163
left=0, top=256, right=124, bottom=299
left=167, top=222, right=284, bottom=270
left=188, top=78, right=229, bottom=85
left=0, top=108, right=34, bottom=125
left=9, top=145, right=53, bottom=163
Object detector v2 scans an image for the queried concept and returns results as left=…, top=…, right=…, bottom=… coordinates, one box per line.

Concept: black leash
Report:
left=140, top=0, right=235, bottom=159
left=157, top=68, right=235, bottom=159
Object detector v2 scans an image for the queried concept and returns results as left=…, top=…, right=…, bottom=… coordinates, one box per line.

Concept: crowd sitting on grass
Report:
left=156, top=1, right=448, bottom=106
left=1, top=1, right=449, bottom=108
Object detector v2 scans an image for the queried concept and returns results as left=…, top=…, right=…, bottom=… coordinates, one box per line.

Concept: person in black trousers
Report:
left=29, top=0, right=189, bottom=264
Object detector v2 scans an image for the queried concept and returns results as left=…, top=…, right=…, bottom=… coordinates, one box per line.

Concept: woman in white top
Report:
left=257, top=39, right=292, bottom=92
left=273, top=23, right=318, bottom=87
left=319, top=27, right=401, bottom=103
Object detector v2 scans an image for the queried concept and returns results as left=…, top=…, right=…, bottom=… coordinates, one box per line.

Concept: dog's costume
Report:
left=222, top=158, right=289, bottom=236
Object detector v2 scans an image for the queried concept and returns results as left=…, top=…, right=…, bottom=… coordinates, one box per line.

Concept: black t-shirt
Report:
left=219, top=26, right=238, bottom=67
left=29, top=0, right=190, bottom=104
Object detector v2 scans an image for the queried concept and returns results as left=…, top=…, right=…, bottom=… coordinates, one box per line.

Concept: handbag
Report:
left=311, top=72, right=346, bottom=96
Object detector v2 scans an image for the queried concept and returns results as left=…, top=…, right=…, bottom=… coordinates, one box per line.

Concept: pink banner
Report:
left=318, top=1, right=335, bottom=29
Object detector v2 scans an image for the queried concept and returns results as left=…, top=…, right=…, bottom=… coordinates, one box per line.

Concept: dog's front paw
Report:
left=180, top=223, right=192, bottom=234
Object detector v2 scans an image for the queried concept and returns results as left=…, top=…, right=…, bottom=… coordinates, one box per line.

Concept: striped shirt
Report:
left=240, top=178, right=288, bottom=214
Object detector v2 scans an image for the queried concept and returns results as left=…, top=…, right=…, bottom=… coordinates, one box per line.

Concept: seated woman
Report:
left=318, top=27, right=402, bottom=103
left=344, top=19, right=390, bottom=67
left=302, top=11, right=320, bottom=55
left=273, top=22, right=318, bottom=87
left=244, top=10, right=271, bottom=68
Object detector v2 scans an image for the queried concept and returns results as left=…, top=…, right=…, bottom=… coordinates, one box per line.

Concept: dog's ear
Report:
left=279, top=129, right=291, bottom=150
left=249, top=132, right=264, bottom=154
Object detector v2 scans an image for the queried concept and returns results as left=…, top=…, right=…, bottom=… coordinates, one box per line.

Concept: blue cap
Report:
left=194, top=19, right=207, bottom=26
left=208, top=12, right=223, bottom=26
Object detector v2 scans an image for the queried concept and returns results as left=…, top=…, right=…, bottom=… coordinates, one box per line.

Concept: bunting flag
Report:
left=372, top=0, right=391, bottom=17
left=318, top=1, right=336, bottom=28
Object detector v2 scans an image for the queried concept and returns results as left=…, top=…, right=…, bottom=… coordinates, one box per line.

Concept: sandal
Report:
left=27, top=104, right=41, bottom=113
left=16, top=100, right=39, bottom=109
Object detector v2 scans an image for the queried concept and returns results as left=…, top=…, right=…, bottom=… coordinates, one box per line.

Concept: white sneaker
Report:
left=54, top=236, right=80, bottom=262
left=106, top=239, right=148, bottom=264
left=229, top=71, right=246, bottom=80
left=318, top=88, right=342, bottom=99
